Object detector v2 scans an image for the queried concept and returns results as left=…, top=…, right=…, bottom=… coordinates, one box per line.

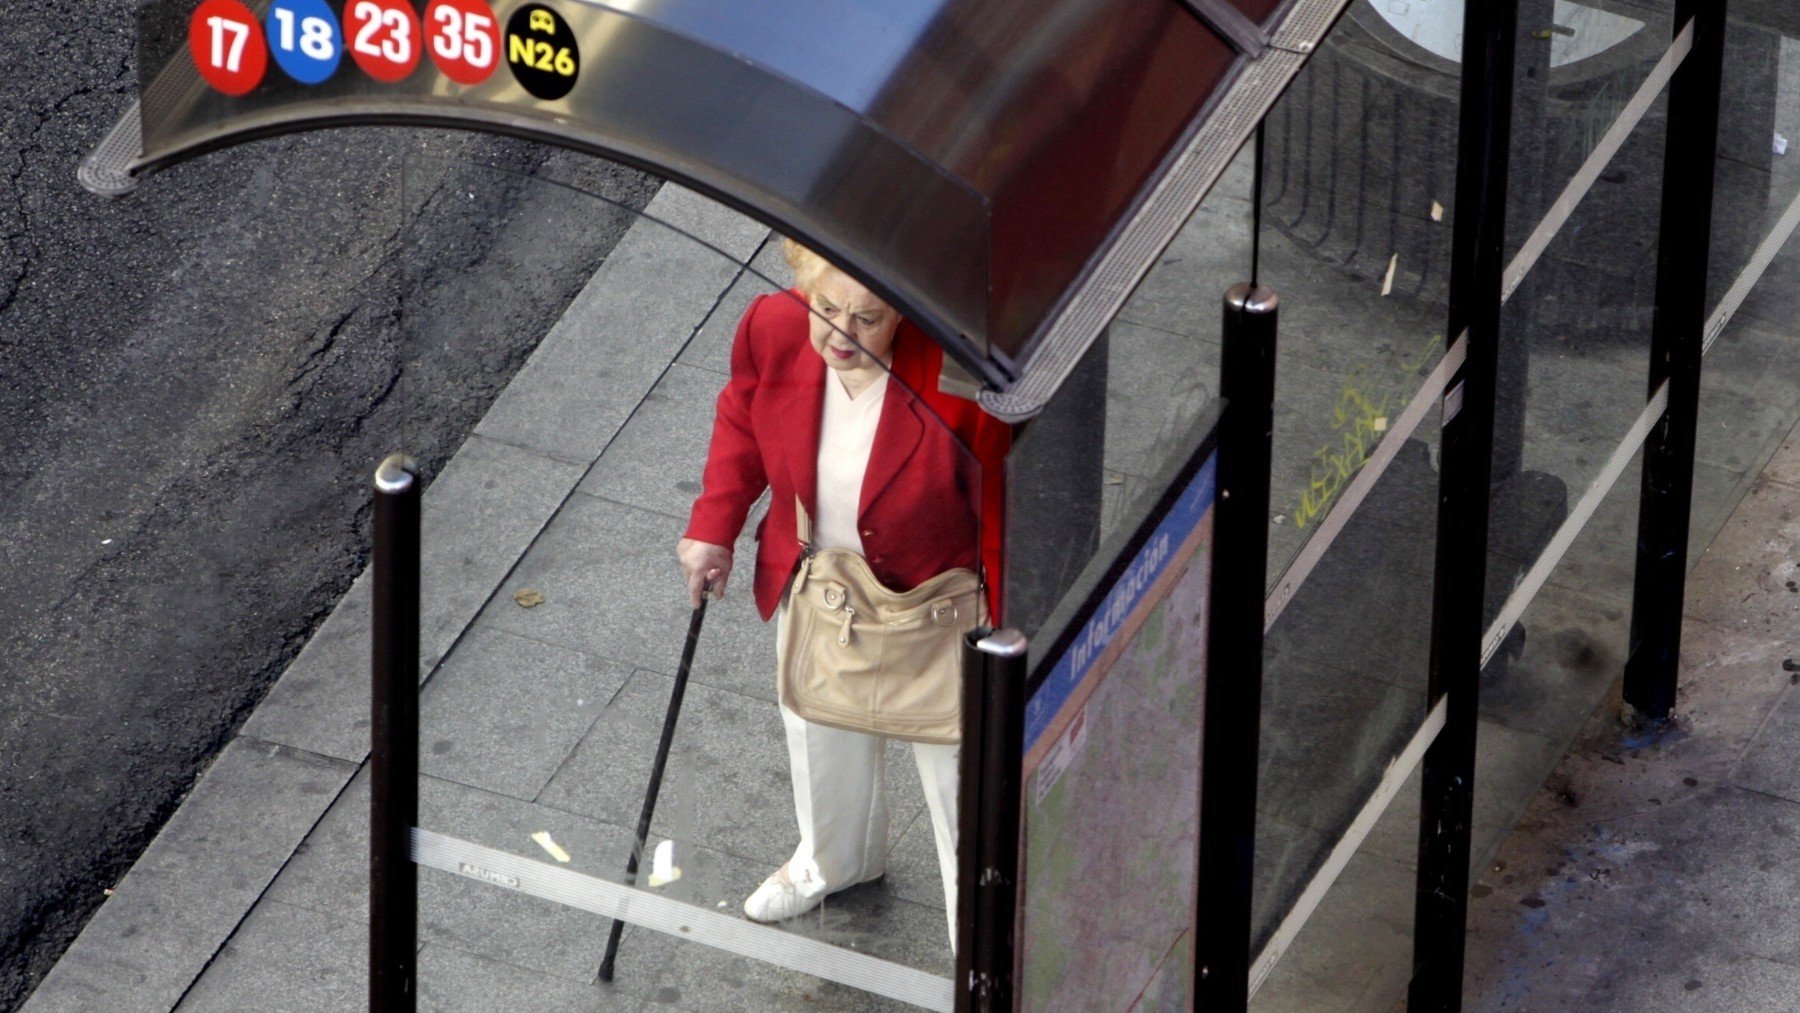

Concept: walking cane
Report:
left=598, top=590, right=710, bottom=983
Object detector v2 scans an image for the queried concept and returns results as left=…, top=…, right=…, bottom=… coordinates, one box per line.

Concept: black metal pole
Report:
left=370, top=454, right=420, bottom=1013
left=1195, top=284, right=1276, bottom=1010
left=1623, top=2, right=1729, bottom=724
left=954, top=627, right=1027, bottom=1013
left=598, top=597, right=709, bottom=983
left=1411, top=0, right=1517, bottom=1007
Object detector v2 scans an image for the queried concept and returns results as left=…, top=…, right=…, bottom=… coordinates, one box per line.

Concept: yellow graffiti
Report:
left=1398, top=331, right=1443, bottom=377
left=1286, top=332, right=1441, bottom=530
left=1291, top=376, right=1393, bottom=530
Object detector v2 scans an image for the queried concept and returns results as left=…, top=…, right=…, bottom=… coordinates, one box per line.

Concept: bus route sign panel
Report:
left=138, top=0, right=612, bottom=173
left=1018, top=449, right=1215, bottom=1009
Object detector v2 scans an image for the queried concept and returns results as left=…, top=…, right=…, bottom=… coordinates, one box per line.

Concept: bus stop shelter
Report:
left=44, top=0, right=1764, bottom=1008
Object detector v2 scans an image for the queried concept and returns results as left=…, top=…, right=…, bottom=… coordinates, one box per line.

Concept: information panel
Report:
left=1017, top=447, right=1216, bottom=1008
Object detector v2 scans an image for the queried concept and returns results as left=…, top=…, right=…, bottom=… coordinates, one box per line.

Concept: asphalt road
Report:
left=0, top=4, right=658, bottom=1006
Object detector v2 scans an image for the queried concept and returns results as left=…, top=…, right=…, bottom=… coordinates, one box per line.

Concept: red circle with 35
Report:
left=425, top=0, right=501, bottom=86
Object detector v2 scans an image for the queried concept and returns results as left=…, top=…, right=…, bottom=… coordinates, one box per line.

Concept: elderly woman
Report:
left=678, top=240, right=1007, bottom=940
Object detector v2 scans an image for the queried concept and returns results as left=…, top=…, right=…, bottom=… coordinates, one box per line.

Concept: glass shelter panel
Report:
left=364, top=155, right=1003, bottom=1008
left=1243, top=0, right=1462, bottom=1000
left=1003, top=137, right=1250, bottom=638
left=1692, top=10, right=1800, bottom=564
left=1461, top=0, right=1677, bottom=886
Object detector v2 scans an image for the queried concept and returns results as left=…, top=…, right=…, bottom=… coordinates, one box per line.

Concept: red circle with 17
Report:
left=425, top=0, right=501, bottom=86
left=189, top=0, right=268, bottom=96
left=344, top=0, right=422, bottom=83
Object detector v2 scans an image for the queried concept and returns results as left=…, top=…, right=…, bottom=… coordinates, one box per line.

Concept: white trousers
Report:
left=777, top=702, right=961, bottom=944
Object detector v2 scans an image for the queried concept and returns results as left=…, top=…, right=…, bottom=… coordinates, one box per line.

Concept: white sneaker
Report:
left=743, top=864, right=827, bottom=922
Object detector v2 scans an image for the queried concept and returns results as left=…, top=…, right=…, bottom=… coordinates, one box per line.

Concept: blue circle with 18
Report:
left=264, top=0, right=342, bottom=85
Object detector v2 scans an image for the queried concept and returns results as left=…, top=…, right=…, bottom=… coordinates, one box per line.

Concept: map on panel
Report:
left=1018, top=453, right=1215, bottom=1008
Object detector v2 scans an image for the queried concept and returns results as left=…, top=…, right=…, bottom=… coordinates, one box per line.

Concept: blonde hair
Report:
left=781, top=237, right=831, bottom=296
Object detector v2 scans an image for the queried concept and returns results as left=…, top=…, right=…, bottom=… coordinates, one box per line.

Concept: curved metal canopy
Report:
left=86, top=0, right=1352, bottom=416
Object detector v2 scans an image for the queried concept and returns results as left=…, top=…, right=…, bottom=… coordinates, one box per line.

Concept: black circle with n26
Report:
left=505, top=4, right=578, bottom=100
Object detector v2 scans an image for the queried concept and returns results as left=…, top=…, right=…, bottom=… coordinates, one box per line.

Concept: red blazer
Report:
left=685, top=291, right=1010, bottom=621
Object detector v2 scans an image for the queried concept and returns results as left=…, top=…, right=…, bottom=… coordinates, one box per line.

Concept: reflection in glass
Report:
left=1005, top=138, right=1251, bottom=639
left=393, top=158, right=994, bottom=1006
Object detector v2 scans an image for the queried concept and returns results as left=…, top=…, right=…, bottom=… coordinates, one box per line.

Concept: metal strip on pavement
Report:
left=410, top=828, right=954, bottom=1011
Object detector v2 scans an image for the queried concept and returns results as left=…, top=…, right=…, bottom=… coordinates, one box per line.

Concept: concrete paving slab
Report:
left=1695, top=382, right=1800, bottom=477
left=242, top=435, right=586, bottom=763
left=235, top=571, right=375, bottom=762
left=1464, top=563, right=1800, bottom=1011
left=538, top=668, right=935, bottom=874
left=1732, top=681, right=1800, bottom=803
left=1580, top=950, right=1800, bottom=1012
left=268, top=771, right=636, bottom=980
left=473, top=197, right=752, bottom=463
left=678, top=239, right=787, bottom=375
left=419, top=626, right=632, bottom=802
left=576, top=363, right=730, bottom=518
left=1250, top=849, right=1415, bottom=1013
left=1267, top=363, right=1442, bottom=574
left=418, top=437, right=592, bottom=670
left=1478, top=580, right=1629, bottom=740
left=597, top=850, right=953, bottom=1013
left=1114, top=207, right=1252, bottom=342
left=1534, top=456, right=1644, bottom=609
left=1264, top=501, right=1438, bottom=692
left=1698, top=314, right=1800, bottom=410
left=1686, top=457, right=1765, bottom=571
left=1468, top=786, right=1800, bottom=1006
left=1682, top=475, right=1800, bottom=631
left=878, top=772, right=954, bottom=913
left=1483, top=619, right=1795, bottom=841
left=538, top=668, right=794, bottom=867
left=417, top=863, right=620, bottom=983
left=1102, top=319, right=1219, bottom=482
left=1519, top=345, right=1657, bottom=492
left=1283, top=281, right=1449, bottom=390
left=1361, top=719, right=1565, bottom=874
left=174, top=901, right=363, bottom=1013
left=473, top=491, right=778, bottom=702
left=416, top=943, right=607, bottom=1010
left=1248, top=814, right=1330, bottom=948
left=1256, top=658, right=1425, bottom=838
left=1766, top=420, right=1800, bottom=487
left=24, top=739, right=356, bottom=1013
left=643, top=184, right=771, bottom=266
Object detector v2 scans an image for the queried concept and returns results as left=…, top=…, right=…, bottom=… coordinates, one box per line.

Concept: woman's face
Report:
left=807, top=268, right=900, bottom=374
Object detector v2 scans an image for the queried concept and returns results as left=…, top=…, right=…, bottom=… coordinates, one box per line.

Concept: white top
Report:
left=813, top=371, right=888, bottom=554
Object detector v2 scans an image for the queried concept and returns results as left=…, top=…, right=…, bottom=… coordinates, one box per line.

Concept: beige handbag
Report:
left=777, top=501, right=984, bottom=744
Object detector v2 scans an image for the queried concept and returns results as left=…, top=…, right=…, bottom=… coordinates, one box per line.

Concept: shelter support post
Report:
left=1411, top=0, right=1518, bottom=1006
left=1196, top=284, right=1277, bottom=1010
left=954, top=629, right=1028, bottom=1012
left=370, top=454, right=420, bottom=1013
left=1623, top=1, right=1730, bottom=723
